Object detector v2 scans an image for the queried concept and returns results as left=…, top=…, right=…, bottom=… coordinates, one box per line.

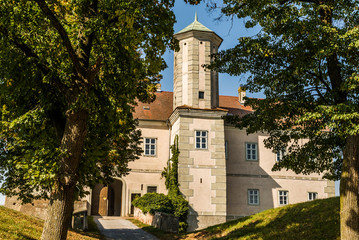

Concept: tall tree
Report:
left=0, top=1, right=176, bottom=239
left=200, top=0, right=359, bottom=239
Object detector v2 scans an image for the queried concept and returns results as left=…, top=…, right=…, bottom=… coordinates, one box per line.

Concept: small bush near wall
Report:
left=132, top=193, right=174, bottom=215
left=169, top=195, right=188, bottom=232
left=162, top=135, right=189, bottom=232
left=132, top=193, right=189, bottom=232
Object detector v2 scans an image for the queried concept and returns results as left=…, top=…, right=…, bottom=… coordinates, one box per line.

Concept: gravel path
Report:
left=94, top=216, right=158, bottom=240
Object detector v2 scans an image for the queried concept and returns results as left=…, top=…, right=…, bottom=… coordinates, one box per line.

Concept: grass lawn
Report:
left=132, top=197, right=340, bottom=240
left=0, top=197, right=340, bottom=240
left=184, top=197, right=340, bottom=240
left=0, top=206, right=104, bottom=240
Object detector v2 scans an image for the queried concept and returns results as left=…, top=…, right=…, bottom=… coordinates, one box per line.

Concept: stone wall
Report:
left=134, top=207, right=179, bottom=233
left=134, top=207, right=154, bottom=225
left=153, top=212, right=179, bottom=233
left=5, top=196, right=89, bottom=220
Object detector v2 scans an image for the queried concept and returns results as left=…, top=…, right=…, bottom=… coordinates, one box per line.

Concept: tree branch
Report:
left=314, top=85, right=330, bottom=105
left=279, top=0, right=318, bottom=4
left=85, top=56, right=103, bottom=86
left=306, top=69, right=331, bottom=93
left=0, top=26, right=68, bottom=93
left=0, top=26, right=50, bottom=75
left=78, top=0, right=98, bottom=71
left=33, top=0, right=83, bottom=78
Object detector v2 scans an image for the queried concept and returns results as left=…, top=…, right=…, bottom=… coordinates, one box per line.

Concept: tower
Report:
left=173, top=13, right=223, bottom=109
left=170, top=14, right=227, bottom=231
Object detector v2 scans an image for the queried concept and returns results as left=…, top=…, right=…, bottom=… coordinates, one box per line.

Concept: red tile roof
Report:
left=133, top=91, right=253, bottom=121
left=133, top=91, right=173, bottom=121
left=218, top=95, right=253, bottom=118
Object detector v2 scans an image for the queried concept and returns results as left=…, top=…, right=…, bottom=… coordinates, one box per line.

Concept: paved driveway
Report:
left=94, top=216, right=158, bottom=240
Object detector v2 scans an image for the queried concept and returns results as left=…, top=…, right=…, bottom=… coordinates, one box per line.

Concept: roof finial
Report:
left=195, top=11, right=198, bottom=22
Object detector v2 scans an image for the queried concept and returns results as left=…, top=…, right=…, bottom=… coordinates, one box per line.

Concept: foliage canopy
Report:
left=0, top=0, right=176, bottom=202
left=208, top=0, right=359, bottom=180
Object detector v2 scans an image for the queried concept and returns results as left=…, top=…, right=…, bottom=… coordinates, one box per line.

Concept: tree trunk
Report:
left=340, top=134, right=359, bottom=239
left=41, top=185, right=76, bottom=240
left=41, top=109, right=89, bottom=240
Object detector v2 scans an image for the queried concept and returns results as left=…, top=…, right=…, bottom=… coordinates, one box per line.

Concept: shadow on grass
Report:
left=127, top=218, right=182, bottom=240
left=201, top=197, right=340, bottom=240
left=68, top=215, right=105, bottom=240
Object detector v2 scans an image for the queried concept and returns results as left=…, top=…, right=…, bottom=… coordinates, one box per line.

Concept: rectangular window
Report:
left=278, top=190, right=288, bottom=205
left=308, top=192, right=317, bottom=201
left=276, top=149, right=285, bottom=162
left=198, top=91, right=204, bottom=99
left=144, top=138, right=156, bottom=156
left=246, top=143, right=258, bottom=161
left=248, top=189, right=260, bottom=205
left=195, top=131, right=207, bottom=149
left=147, top=186, right=157, bottom=193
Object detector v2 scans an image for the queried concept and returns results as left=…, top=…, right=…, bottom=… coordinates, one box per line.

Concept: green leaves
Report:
left=211, top=0, right=359, bottom=179
left=0, top=0, right=176, bottom=203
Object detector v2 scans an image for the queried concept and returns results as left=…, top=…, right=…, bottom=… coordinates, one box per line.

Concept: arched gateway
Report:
left=91, top=179, right=123, bottom=216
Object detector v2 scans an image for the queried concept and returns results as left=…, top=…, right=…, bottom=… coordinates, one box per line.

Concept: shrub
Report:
left=161, top=135, right=189, bottom=233
left=169, top=194, right=189, bottom=232
left=132, top=193, right=174, bottom=215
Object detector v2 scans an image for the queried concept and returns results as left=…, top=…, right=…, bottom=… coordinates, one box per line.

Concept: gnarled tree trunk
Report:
left=41, top=109, right=89, bottom=240
left=41, top=185, right=76, bottom=240
left=340, top=134, right=359, bottom=240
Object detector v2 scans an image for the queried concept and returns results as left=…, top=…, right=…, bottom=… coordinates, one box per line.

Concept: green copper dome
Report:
left=176, top=13, right=213, bottom=34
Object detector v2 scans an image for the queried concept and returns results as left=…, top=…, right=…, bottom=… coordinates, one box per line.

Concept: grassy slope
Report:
left=1, top=197, right=339, bottom=240
left=0, top=206, right=103, bottom=240
left=184, top=197, right=340, bottom=240
left=131, top=197, right=340, bottom=240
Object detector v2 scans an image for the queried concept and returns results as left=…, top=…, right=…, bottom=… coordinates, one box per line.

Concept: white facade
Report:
left=87, top=17, right=334, bottom=231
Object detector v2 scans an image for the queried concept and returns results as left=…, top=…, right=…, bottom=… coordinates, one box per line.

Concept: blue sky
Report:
left=0, top=1, right=339, bottom=206
left=160, top=1, right=263, bottom=98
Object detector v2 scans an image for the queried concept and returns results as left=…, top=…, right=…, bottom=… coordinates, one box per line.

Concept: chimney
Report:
left=156, top=83, right=162, bottom=92
left=238, top=86, right=246, bottom=104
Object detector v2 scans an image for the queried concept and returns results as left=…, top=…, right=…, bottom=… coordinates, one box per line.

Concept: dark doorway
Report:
left=130, top=193, right=141, bottom=215
left=91, top=179, right=123, bottom=216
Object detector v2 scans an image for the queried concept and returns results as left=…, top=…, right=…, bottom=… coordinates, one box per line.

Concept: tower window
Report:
left=200, top=41, right=203, bottom=44
left=195, top=131, right=207, bottom=149
left=198, top=91, right=204, bottom=99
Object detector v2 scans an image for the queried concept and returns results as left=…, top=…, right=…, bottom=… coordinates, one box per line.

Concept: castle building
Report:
left=5, top=15, right=335, bottom=231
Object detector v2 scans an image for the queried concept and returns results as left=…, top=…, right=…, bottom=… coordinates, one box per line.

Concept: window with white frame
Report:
left=144, top=138, right=156, bottom=156
left=278, top=190, right=288, bottom=205
left=308, top=192, right=317, bottom=201
left=195, top=131, right=207, bottom=149
left=246, top=143, right=258, bottom=161
left=276, top=149, right=286, bottom=162
left=248, top=189, right=260, bottom=205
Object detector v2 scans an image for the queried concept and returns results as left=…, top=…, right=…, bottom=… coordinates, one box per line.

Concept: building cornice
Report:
left=137, top=119, right=168, bottom=129
left=174, top=30, right=223, bottom=47
left=169, top=107, right=227, bottom=125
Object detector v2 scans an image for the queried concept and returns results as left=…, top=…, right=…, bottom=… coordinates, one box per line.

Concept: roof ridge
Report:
left=175, top=13, right=213, bottom=34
